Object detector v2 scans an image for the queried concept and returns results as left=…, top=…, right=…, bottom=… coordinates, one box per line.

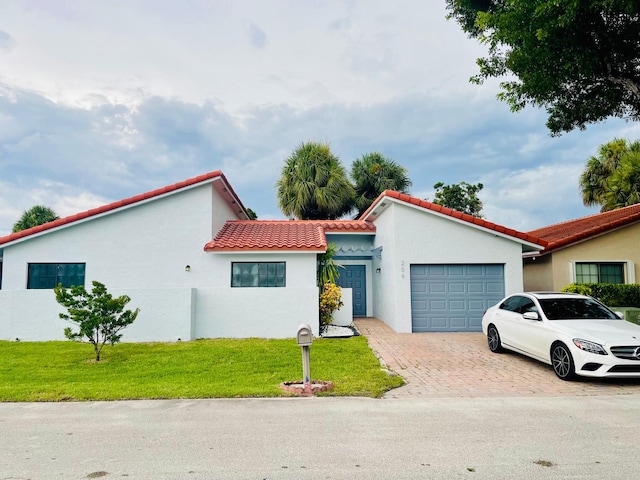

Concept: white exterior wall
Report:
left=331, top=288, right=353, bottom=326
left=195, top=252, right=319, bottom=338
left=0, top=181, right=320, bottom=341
left=372, top=203, right=525, bottom=333
left=0, top=288, right=195, bottom=342
left=370, top=205, right=400, bottom=330
left=1, top=184, right=219, bottom=290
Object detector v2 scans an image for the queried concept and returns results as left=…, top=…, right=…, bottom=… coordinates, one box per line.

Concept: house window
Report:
left=27, top=263, right=86, bottom=289
left=231, top=262, right=285, bottom=287
left=575, top=262, right=624, bottom=284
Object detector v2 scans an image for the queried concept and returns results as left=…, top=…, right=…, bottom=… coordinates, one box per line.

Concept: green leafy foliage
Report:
left=54, top=281, right=140, bottom=361
left=276, top=141, right=354, bottom=220
left=580, top=138, right=640, bottom=211
left=246, top=208, right=258, bottom=219
left=432, top=181, right=484, bottom=217
left=351, top=152, right=412, bottom=217
left=319, top=283, right=344, bottom=327
left=446, top=0, right=640, bottom=135
left=562, top=283, right=640, bottom=307
left=317, top=243, right=343, bottom=287
left=12, top=205, right=59, bottom=232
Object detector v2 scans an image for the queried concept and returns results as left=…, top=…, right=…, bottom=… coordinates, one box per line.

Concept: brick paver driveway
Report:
left=354, top=317, right=640, bottom=398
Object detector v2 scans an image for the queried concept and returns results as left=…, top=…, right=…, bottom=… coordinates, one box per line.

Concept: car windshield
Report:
left=538, top=298, right=618, bottom=320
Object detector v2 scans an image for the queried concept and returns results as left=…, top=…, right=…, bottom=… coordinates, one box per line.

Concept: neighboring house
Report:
left=0, top=171, right=545, bottom=342
left=524, top=204, right=640, bottom=291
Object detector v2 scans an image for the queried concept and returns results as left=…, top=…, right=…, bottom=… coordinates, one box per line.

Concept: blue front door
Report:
left=336, top=265, right=366, bottom=316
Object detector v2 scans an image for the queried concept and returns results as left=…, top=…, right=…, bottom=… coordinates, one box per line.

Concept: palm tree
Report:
left=12, top=205, right=60, bottom=233
left=351, top=152, right=412, bottom=217
left=603, top=151, right=640, bottom=211
left=579, top=138, right=640, bottom=211
left=276, top=142, right=354, bottom=220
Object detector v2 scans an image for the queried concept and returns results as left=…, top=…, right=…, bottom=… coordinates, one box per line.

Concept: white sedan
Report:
left=482, top=292, right=640, bottom=380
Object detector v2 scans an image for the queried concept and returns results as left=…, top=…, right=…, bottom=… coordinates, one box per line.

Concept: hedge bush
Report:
left=561, top=283, right=640, bottom=307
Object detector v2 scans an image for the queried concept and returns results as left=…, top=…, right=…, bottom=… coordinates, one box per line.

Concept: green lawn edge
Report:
left=0, top=336, right=404, bottom=402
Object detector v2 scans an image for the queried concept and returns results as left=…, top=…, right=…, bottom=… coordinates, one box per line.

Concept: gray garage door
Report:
left=410, top=264, right=504, bottom=332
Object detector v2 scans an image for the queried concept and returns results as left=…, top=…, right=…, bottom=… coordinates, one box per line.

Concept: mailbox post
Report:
left=296, top=323, right=313, bottom=391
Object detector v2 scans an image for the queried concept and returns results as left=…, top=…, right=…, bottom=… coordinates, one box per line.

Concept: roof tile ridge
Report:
left=527, top=207, right=630, bottom=234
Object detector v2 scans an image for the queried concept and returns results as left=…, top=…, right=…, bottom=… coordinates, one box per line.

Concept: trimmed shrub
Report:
left=319, top=283, right=344, bottom=326
left=562, top=283, right=640, bottom=307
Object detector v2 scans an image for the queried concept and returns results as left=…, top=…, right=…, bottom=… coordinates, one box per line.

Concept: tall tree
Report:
left=12, top=205, right=59, bottom=233
left=579, top=138, right=640, bottom=211
left=276, top=142, right=354, bottom=220
left=446, top=1, right=640, bottom=135
left=351, top=152, right=412, bottom=217
left=432, top=181, right=484, bottom=217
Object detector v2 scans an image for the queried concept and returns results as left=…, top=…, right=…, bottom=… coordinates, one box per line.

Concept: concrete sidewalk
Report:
left=2, top=396, right=640, bottom=479
left=354, top=317, right=640, bottom=398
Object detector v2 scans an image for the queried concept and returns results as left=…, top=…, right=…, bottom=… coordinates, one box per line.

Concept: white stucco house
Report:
left=0, top=171, right=546, bottom=341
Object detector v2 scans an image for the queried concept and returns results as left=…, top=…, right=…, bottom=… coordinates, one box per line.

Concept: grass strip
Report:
left=0, top=336, right=403, bottom=401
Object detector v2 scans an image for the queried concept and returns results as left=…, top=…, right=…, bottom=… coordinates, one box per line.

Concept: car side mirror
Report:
left=522, top=311, right=540, bottom=321
left=615, top=311, right=624, bottom=319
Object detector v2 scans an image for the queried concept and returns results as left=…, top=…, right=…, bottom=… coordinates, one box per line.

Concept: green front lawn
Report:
left=0, top=336, right=404, bottom=401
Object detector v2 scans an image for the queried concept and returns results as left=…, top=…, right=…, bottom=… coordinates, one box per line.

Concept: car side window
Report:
left=519, top=299, right=538, bottom=314
left=500, top=296, right=523, bottom=312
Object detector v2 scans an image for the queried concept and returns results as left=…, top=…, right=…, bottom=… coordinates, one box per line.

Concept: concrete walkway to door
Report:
left=354, top=317, right=640, bottom=398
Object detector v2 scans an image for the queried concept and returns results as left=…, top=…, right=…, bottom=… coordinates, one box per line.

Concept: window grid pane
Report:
left=231, top=262, right=285, bottom=287
left=599, top=264, right=623, bottom=284
left=27, top=263, right=86, bottom=289
left=576, top=262, right=624, bottom=284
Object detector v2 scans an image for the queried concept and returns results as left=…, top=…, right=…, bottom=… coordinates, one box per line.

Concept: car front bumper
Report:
left=573, top=346, right=640, bottom=378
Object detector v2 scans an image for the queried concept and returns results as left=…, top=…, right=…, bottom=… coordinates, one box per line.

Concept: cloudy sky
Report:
left=1, top=0, right=638, bottom=236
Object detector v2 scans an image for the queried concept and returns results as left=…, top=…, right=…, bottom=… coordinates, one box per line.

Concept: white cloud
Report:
left=0, top=1, right=639, bottom=236
left=0, top=30, right=15, bottom=52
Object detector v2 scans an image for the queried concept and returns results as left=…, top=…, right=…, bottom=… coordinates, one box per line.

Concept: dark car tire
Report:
left=487, top=325, right=503, bottom=353
left=551, top=343, right=576, bottom=381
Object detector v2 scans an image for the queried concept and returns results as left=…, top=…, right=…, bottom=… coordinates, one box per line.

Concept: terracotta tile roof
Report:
left=361, top=190, right=547, bottom=248
left=527, top=203, right=640, bottom=252
left=204, top=220, right=375, bottom=252
left=0, top=171, right=246, bottom=246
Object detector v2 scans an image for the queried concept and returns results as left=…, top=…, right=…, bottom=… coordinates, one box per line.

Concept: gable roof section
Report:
left=205, top=220, right=375, bottom=252
left=527, top=203, right=640, bottom=253
left=361, top=190, right=547, bottom=249
left=0, top=171, right=248, bottom=247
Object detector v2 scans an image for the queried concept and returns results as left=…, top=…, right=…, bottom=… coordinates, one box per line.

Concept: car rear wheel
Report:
left=551, top=343, right=575, bottom=381
left=487, top=325, right=503, bottom=353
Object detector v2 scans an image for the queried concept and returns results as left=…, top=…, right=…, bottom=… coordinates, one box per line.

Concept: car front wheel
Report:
left=551, top=343, right=575, bottom=381
left=487, top=325, right=503, bottom=353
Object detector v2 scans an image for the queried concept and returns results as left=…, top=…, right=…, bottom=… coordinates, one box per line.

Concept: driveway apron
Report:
left=354, top=317, right=640, bottom=398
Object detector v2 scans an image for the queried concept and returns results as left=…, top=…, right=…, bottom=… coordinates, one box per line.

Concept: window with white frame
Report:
left=27, top=263, right=86, bottom=289
left=575, top=262, right=624, bottom=284
left=231, top=262, right=285, bottom=287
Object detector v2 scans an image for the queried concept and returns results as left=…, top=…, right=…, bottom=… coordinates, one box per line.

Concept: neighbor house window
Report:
left=231, top=262, right=285, bottom=287
left=575, top=262, right=624, bottom=284
left=27, top=263, right=86, bottom=289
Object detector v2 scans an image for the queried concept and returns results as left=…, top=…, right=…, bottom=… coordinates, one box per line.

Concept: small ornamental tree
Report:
left=54, top=281, right=140, bottom=361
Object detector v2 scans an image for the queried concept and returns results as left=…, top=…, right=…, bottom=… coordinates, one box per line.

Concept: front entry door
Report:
left=336, top=265, right=366, bottom=316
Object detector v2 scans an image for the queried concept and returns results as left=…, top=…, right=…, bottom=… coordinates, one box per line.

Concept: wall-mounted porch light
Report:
left=185, top=265, right=191, bottom=272
left=376, top=267, right=381, bottom=273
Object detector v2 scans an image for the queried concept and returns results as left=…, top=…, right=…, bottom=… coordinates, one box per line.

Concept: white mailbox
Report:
left=296, top=323, right=313, bottom=346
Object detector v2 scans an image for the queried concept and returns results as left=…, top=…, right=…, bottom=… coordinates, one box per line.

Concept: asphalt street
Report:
left=2, top=395, right=640, bottom=480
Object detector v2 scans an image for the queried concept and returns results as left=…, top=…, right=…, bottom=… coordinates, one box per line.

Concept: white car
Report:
left=482, top=292, right=640, bottom=380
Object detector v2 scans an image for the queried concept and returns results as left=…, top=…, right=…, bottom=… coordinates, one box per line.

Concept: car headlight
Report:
left=573, top=338, right=608, bottom=355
